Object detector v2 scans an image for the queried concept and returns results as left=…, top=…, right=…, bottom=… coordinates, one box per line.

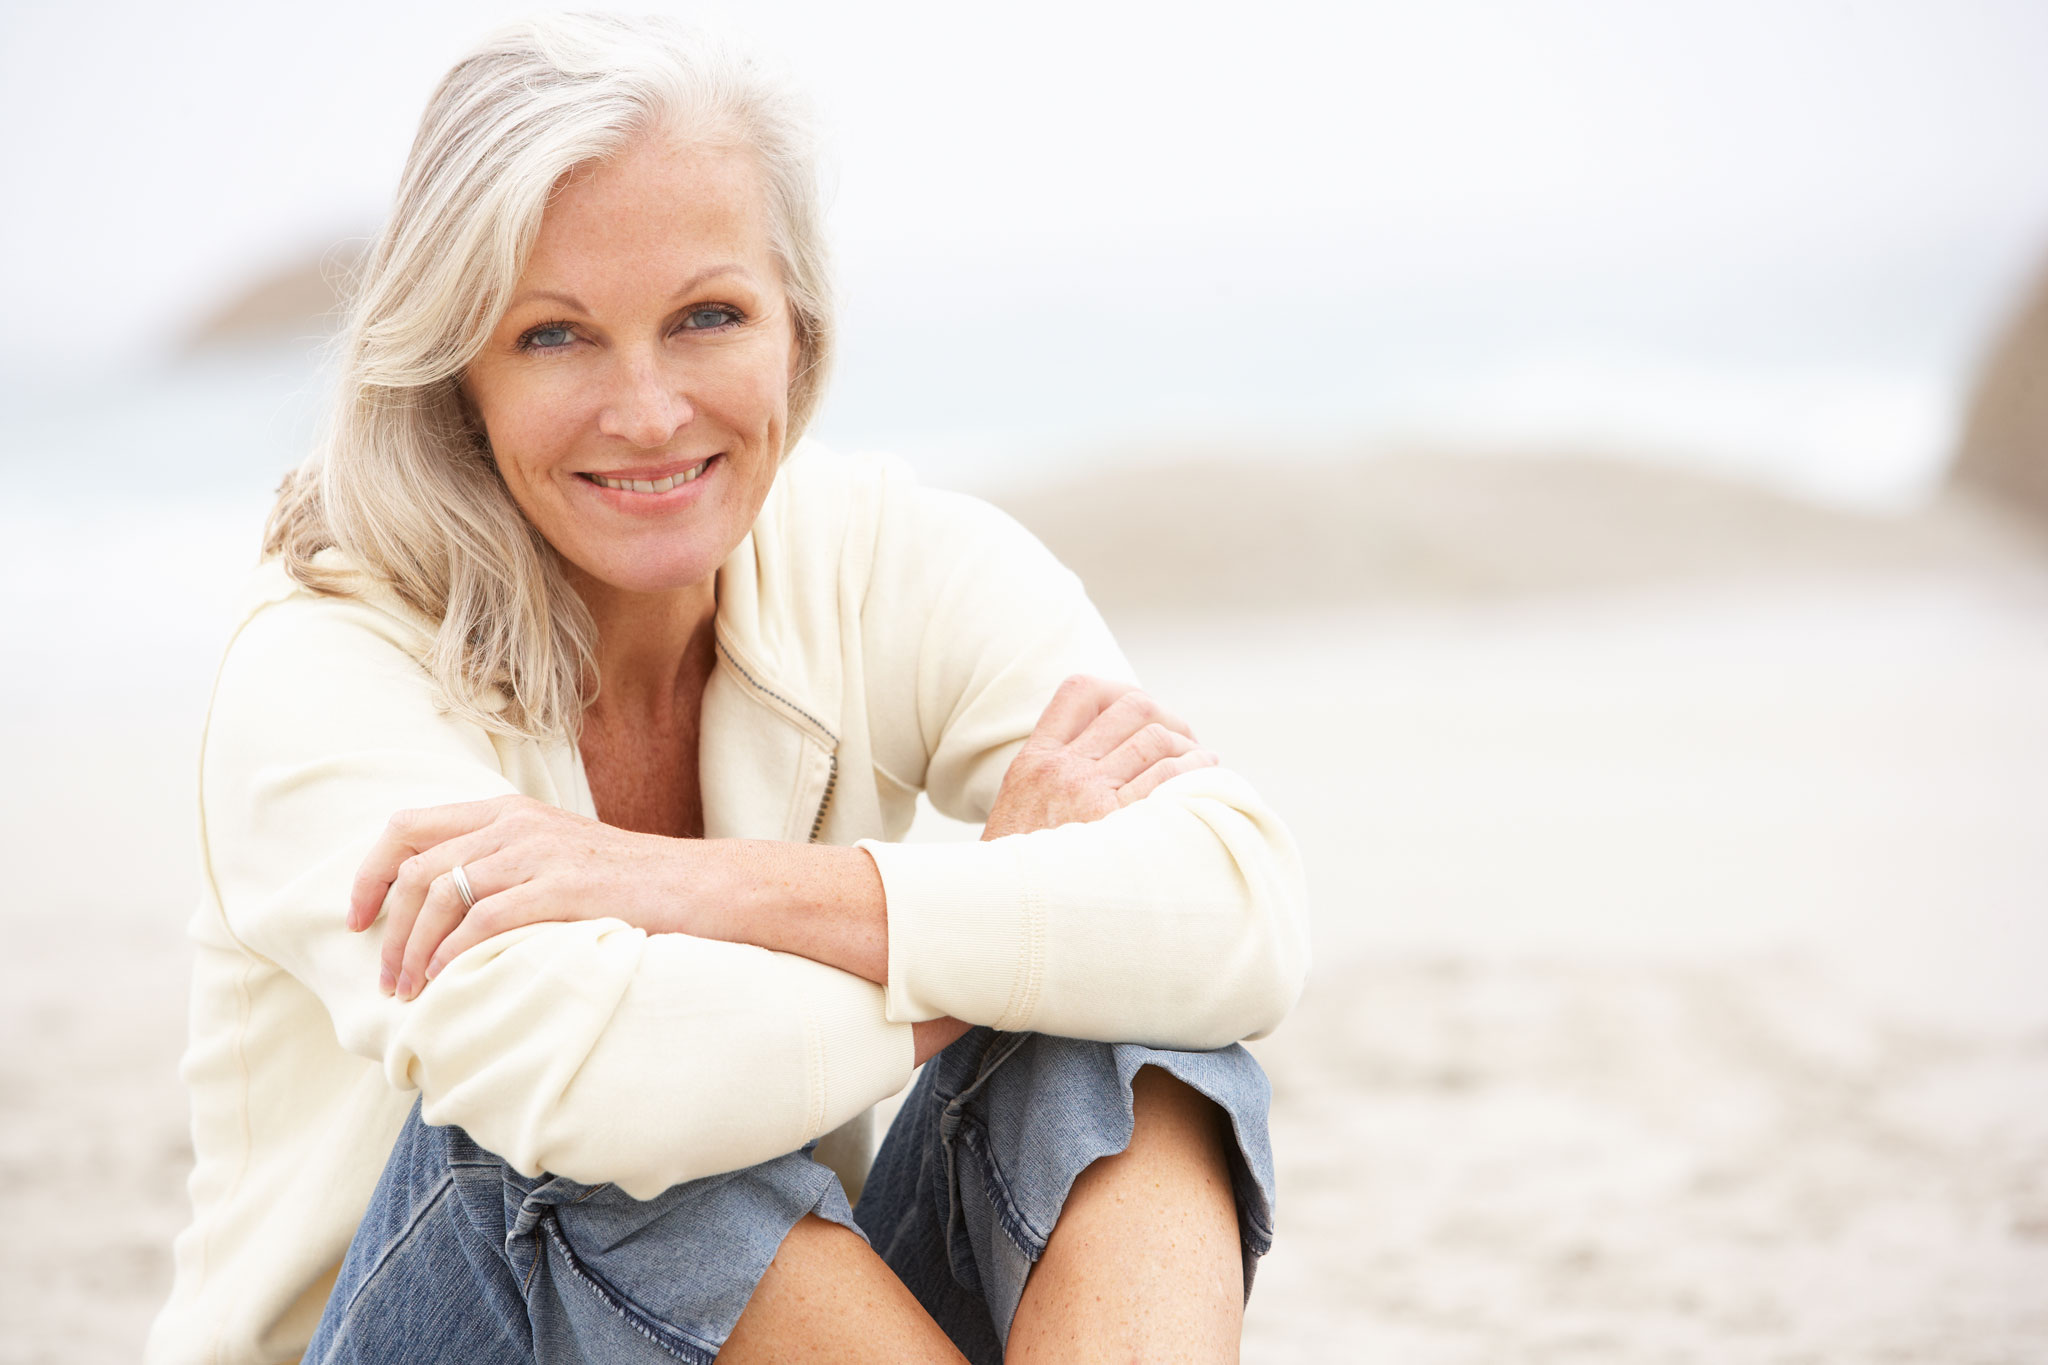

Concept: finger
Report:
left=398, top=849, right=528, bottom=998
left=347, top=796, right=520, bottom=931
left=424, top=882, right=542, bottom=983
left=391, top=870, right=471, bottom=1000
left=1117, top=748, right=1221, bottom=806
left=1027, top=675, right=1136, bottom=747
left=1099, top=723, right=1198, bottom=785
left=403, top=847, right=532, bottom=998
left=1071, top=689, right=1195, bottom=761
left=375, top=828, right=507, bottom=994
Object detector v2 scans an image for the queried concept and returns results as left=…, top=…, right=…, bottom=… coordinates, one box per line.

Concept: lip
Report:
left=575, top=453, right=722, bottom=512
left=579, top=455, right=719, bottom=483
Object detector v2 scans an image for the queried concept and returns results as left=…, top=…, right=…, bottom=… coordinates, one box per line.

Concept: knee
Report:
left=1010, top=1066, right=1249, bottom=1354
left=1064, top=1065, right=1238, bottom=1221
left=1129, top=1063, right=1235, bottom=1154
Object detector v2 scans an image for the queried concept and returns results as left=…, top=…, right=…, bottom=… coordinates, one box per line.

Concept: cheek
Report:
left=720, top=319, right=798, bottom=429
left=473, top=382, right=588, bottom=486
left=707, top=347, right=792, bottom=432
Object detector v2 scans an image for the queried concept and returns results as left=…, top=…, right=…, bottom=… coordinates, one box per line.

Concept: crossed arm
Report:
left=204, top=471, right=1306, bottom=1193
left=348, top=676, right=1220, bottom=1064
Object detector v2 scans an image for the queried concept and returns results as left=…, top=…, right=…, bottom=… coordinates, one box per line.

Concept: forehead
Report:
left=520, top=135, right=775, bottom=290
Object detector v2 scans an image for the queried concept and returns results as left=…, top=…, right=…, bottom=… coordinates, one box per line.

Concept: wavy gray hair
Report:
left=264, top=12, right=834, bottom=740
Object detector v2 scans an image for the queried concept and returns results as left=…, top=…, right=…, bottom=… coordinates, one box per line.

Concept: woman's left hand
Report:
left=347, top=795, right=701, bottom=999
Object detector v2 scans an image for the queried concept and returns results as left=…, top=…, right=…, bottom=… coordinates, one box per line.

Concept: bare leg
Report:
left=1004, top=1065, right=1245, bottom=1364
left=720, top=1214, right=969, bottom=1364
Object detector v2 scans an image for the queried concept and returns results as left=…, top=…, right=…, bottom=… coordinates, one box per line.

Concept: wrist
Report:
left=686, top=840, right=890, bottom=986
left=645, top=833, right=725, bottom=937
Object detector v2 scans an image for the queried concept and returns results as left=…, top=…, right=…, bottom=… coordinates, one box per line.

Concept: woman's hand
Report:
left=347, top=796, right=701, bottom=999
left=980, top=675, right=1219, bottom=841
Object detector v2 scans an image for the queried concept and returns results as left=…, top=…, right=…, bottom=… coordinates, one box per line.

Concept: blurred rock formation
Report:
left=181, top=242, right=364, bottom=351
left=996, top=450, right=2045, bottom=614
left=1952, top=257, right=2048, bottom=531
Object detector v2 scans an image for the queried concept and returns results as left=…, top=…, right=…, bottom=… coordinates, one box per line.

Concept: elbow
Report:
left=1213, top=796, right=1312, bottom=1042
left=1235, top=924, right=1310, bottom=1042
left=1212, top=810, right=1310, bottom=1047
left=1225, top=874, right=1311, bottom=1043
left=1148, top=852, right=1311, bottom=1050
left=1083, top=770, right=1312, bottom=1047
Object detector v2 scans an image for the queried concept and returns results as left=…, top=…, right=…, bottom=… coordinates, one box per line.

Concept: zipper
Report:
left=712, top=638, right=837, bottom=747
left=807, top=753, right=839, bottom=844
left=713, top=636, right=841, bottom=844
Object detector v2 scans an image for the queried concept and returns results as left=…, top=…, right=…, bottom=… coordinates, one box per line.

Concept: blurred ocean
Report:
left=0, top=249, right=1998, bottom=507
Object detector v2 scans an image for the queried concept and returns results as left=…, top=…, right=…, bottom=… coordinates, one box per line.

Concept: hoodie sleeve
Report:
left=854, top=468, right=1311, bottom=1048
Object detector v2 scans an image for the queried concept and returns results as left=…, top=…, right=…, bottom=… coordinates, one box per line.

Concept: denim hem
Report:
left=534, top=1213, right=720, bottom=1365
left=956, top=1114, right=1050, bottom=1258
left=314, top=1036, right=1276, bottom=1365
left=899, top=1030, right=1278, bottom=1353
left=1121, top=1052, right=1278, bottom=1251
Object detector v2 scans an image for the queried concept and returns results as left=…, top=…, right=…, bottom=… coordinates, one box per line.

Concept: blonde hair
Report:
left=263, top=12, right=834, bottom=740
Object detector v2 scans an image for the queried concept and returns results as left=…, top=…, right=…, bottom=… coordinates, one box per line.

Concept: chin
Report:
left=578, top=542, right=729, bottom=596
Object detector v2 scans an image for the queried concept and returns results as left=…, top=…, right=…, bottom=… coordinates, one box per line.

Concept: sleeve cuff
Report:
left=859, top=836, right=1038, bottom=1029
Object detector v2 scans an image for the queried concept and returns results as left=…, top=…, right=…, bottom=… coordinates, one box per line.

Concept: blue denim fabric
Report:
left=306, top=1030, right=1274, bottom=1364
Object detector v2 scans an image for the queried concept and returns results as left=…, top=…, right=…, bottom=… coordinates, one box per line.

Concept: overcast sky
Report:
left=6, top=0, right=2048, bottom=497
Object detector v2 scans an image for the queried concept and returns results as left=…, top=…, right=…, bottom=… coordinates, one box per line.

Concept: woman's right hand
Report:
left=980, top=675, right=1218, bottom=841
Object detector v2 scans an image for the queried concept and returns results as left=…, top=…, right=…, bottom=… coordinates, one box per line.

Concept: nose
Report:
left=597, top=351, right=693, bottom=448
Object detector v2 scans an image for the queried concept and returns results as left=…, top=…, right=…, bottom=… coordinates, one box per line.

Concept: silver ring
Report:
left=449, top=863, right=477, bottom=911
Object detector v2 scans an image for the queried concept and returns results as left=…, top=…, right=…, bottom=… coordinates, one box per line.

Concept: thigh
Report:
left=718, top=1213, right=968, bottom=1365
left=308, top=1100, right=862, bottom=1365
left=854, top=1029, right=1277, bottom=1364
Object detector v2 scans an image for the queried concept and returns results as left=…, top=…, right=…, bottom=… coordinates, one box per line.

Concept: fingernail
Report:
left=397, top=972, right=415, bottom=999
left=379, top=969, right=395, bottom=996
left=425, top=961, right=441, bottom=981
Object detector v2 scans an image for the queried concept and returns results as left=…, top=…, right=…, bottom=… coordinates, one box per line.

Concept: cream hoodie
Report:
left=147, top=443, right=1310, bottom=1365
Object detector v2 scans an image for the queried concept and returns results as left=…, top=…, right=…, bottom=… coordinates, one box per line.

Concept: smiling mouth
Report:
left=579, top=456, right=718, bottom=493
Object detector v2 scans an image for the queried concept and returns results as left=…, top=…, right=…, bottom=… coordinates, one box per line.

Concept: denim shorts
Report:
left=305, top=1028, right=1276, bottom=1365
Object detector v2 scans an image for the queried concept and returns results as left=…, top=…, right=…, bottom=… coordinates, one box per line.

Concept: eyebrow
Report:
left=507, top=264, right=756, bottom=315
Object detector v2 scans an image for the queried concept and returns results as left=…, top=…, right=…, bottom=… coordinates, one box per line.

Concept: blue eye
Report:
left=523, top=325, right=575, bottom=350
left=683, top=307, right=738, bottom=330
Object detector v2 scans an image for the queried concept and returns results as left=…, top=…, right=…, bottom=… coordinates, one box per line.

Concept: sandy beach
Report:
left=4, top=453, right=2047, bottom=1362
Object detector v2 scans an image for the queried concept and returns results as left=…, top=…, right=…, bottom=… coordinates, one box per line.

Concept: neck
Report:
left=569, top=564, right=718, bottom=723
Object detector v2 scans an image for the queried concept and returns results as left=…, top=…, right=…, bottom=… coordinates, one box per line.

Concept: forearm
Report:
left=682, top=839, right=890, bottom=986
left=396, top=921, right=913, bottom=1194
left=664, top=777, right=1306, bottom=1049
left=679, top=839, right=969, bottom=1063
left=865, top=765, right=1311, bottom=1047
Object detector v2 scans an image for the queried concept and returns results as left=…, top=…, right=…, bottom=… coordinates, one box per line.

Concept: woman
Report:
left=149, top=14, right=1308, bottom=1365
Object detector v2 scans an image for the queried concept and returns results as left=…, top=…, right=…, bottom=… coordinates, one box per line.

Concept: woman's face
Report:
left=463, top=134, right=798, bottom=599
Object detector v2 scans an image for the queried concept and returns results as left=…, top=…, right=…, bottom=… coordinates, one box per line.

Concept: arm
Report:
left=353, top=462, right=1308, bottom=1050
left=368, top=678, right=1214, bottom=996
left=202, top=587, right=914, bottom=1198
left=856, top=472, right=1312, bottom=1048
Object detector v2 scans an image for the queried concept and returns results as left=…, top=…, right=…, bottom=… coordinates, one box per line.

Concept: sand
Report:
left=5, top=454, right=2047, bottom=1362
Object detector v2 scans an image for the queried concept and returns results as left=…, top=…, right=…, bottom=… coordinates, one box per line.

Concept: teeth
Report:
left=589, top=459, right=711, bottom=493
